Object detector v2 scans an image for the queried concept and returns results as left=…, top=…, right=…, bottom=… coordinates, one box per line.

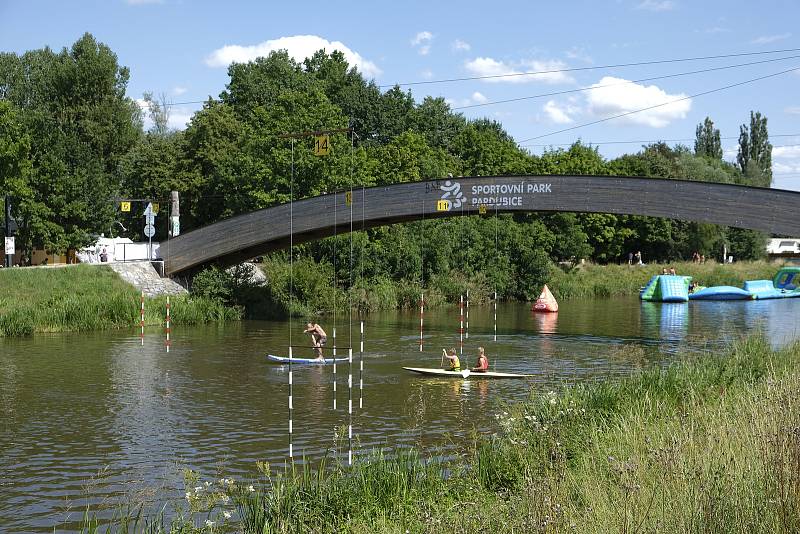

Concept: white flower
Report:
left=204, top=481, right=211, bottom=487
left=194, top=486, right=203, bottom=492
left=223, top=511, right=232, bottom=519
left=205, top=519, right=214, bottom=527
left=248, top=485, right=255, bottom=492
left=221, top=495, right=230, bottom=504
left=185, top=491, right=192, bottom=500
left=549, top=398, right=557, bottom=405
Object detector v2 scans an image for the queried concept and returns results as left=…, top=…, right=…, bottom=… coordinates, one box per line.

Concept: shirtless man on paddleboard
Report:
left=304, top=322, right=328, bottom=360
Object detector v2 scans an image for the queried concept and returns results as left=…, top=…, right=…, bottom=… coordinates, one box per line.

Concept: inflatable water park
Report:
left=640, top=266, right=800, bottom=302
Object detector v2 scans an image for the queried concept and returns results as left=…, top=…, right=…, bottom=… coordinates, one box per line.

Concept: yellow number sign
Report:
left=313, top=134, right=331, bottom=156
left=436, top=199, right=451, bottom=211
left=120, top=201, right=131, bottom=212
left=345, top=191, right=352, bottom=206
left=478, top=204, right=487, bottom=215
left=151, top=203, right=160, bottom=214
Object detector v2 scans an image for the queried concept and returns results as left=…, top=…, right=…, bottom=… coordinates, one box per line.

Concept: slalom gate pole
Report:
left=419, top=292, right=424, bottom=352
left=140, top=291, right=145, bottom=346
left=465, top=289, right=470, bottom=340
left=459, top=294, right=464, bottom=356
left=348, top=347, right=353, bottom=465
left=165, top=296, right=171, bottom=353
left=332, top=328, right=337, bottom=410
left=494, top=291, right=498, bottom=342
left=359, top=321, right=364, bottom=409
left=288, top=346, right=293, bottom=459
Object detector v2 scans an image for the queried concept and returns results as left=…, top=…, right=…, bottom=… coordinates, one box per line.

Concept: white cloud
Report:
left=565, top=47, right=592, bottom=63
left=205, top=35, right=381, bottom=77
left=543, top=100, right=574, bottom=124
left=773, top=146, right=800, bottom=159
left=585, top=76, right=691, bottom=127
left=452, top=39, right=471, bottom=52
left=464, top=57, right=573, bottom=84
left=445, top=92, right=491, bottom=108
left=420, top=69, right=434, bottom=79
left=637, top=0, right=675, bottom=11
left=785, top=106, right=800, bottom=115
left=751, top=33, right=791, bottom=45
left=172, top=86, right=187, bottom=96
left=411, top=31, right=433, bottom=55
left=471, top=92, right=488, bottom=104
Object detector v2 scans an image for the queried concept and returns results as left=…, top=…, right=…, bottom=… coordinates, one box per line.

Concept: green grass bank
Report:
left=76, top=335, right=800, bottom=532
left=0, top=265, right=240, bottom=337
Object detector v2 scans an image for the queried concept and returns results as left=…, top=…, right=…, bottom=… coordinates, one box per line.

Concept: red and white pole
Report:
left=459, top=294, right=464, bottom=356
left=165, top=296, right=171, bottom=353
left=419, top=292, right=424, bottom=352
left=332, top=327, right=337, bottom=410
left=493, top=291, right=498, bottom=342
left=140, top=291, right=145, bottom=346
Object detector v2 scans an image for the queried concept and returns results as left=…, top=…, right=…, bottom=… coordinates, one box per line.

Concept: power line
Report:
left=520, top=135, right=800, bottom=149
left=381, top=47, right=800, bottom=87
left=452, top=54, right=800, bottom=110
left=159, top=47, right=800, bottom=107
left=517, top=65, right=800, bottom=143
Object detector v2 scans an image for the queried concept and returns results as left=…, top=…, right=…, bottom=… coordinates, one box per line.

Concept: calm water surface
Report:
left=1, top=297, right=799, bottom=531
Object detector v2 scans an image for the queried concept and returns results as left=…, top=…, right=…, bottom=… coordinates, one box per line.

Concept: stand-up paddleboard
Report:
left=402, top=367, right=533, bottom=379
left=267, top=354, right=348, bottom=364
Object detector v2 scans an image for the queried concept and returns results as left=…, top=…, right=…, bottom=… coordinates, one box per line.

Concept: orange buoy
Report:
left=532, top=284, right=559, bottom=312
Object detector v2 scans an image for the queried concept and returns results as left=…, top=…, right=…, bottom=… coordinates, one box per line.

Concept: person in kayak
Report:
left=473, top=346, right=489, bottom=372
left=304, top=322, right=328, bottom=360
left=442, top=348, right=460, bottom=371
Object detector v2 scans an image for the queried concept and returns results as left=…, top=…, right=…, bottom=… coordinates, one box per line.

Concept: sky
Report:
left=1, top=0, right=799, bottom=190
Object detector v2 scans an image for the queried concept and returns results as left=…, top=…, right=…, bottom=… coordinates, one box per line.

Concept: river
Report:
left=1, top=297, right=798, bottom=531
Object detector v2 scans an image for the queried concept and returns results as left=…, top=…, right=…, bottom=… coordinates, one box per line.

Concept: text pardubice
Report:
left=470, top=182, right=552, bottom=207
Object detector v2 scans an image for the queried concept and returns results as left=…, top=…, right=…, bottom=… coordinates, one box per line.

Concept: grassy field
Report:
left=547, top=260, right=782, bottom=299
left=75, top=334, right=800, bottom=533
left=0, top=265, right=240, bottom=336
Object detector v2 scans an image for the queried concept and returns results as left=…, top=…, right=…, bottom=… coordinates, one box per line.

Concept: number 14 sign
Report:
left=313, top=134, right=330, bottom=156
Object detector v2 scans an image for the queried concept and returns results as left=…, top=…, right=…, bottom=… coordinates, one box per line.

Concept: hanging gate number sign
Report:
left=313, top=134, right=331, bottom=156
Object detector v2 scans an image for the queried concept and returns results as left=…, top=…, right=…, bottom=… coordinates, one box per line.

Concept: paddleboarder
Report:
left=472, top=346, right=489, bottom=373
left=303, top=322, right=328, bottom=360
left=442, top=348, right=460, bottom=371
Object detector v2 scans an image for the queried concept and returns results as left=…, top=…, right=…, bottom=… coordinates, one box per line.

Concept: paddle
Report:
left=441, top=348, right=446, bottom=369
left=461, top=369, right=471, bottom=379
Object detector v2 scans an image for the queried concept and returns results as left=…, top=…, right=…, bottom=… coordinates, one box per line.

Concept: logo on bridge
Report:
left=438, top=181, right=465, bottom=211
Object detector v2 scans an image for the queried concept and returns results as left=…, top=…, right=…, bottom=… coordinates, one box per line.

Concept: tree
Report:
left=142, top=91, right=171, bottom=136
left=0, top=33, right=141, bottom=256
left=737, top=111, right=772, bottom=187
left=694, top=116, right=722, bottom=159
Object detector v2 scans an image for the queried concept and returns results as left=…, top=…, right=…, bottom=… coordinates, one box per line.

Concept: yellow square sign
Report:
left=478, top=204, right=487, bottom=215
left=313, top=134, right=330, bottom=156
left=345, top=191, right=352, bottom=206
left=151, top=203, right=160, bottom=214
left=436, top=199, right=451, bottom=211
left=120, top=201, right=131, bottom=212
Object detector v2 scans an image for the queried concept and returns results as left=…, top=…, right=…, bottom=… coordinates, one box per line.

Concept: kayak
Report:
left=267, top=354, right=349, bottom=364
left=402, top=367, right=533, bottom=379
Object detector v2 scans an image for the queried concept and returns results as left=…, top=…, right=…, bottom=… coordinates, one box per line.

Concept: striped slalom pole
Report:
left=140, top=291, right=145, bottom=346
left=459, top=294, right=464, bottom=356
left=419, top=292, right=424, bottom=352
left=359, top=321, right=364, bottom=409
left=493, top=291, right=498, bottom=342
left=165, top=296, right=171, bottom=353
left=288, top=346, right=293, bottom=459
left=465, top=289, right=470, bottom=340
left=348, top=347, right=353, bottom=465
left=332, top=327, right=337, bottom=410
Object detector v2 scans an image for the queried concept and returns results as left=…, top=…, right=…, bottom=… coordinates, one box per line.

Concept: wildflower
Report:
left=194, top=486, right=203, bottom=492
left=221, top=495, right=230, bottom=504
left=204, top=481, right=211, bottom=487
left=549, top=397, right=557, bottom=406
left=205, top=519, right=214, bottom=527
left=185, top=491, right=192, bottom=500
left=223, top=511, right=232, bottom=519
left=248, top=485, right=255, bottom=492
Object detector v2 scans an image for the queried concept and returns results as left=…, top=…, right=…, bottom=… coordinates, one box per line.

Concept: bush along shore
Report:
left=75, top=335, right=800, bottom=532
left=194, top=258, right=784, bottom=319
left=0, top=265, right=240, bottom=337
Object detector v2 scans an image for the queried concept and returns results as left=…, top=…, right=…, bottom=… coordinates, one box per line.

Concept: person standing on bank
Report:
left=303, top=322, right=327, bottom=360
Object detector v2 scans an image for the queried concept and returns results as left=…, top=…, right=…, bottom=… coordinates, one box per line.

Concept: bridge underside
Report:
left=164, top=175, right=800, bottom=276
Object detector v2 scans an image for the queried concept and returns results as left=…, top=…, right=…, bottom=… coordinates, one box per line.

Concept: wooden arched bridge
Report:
left=163, top=175, right=800, bottom=276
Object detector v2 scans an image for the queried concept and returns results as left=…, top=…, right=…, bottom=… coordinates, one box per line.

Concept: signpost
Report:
left=144, top=203, right=156, bottom=260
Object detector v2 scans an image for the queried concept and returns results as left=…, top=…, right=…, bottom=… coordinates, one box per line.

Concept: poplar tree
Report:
left=694, top=116, right=722, bottom=159
left=737, top=111, right=772, bottom=187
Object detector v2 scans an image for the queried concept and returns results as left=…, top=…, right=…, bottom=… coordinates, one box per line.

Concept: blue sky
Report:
left=1, top=0, right=799, bottom=190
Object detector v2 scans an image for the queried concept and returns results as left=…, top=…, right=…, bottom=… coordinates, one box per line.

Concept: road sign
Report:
left=4, top=237, right=14, bottom=255
left=144, top=224, right=156, bottom=238
left=144, top=202, right=155, bottom=225
left=313, top=134, right=330, bottom=156
left=143, top=203, right=154, bottom=216
left=120, top=201, right=131, bottom=212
